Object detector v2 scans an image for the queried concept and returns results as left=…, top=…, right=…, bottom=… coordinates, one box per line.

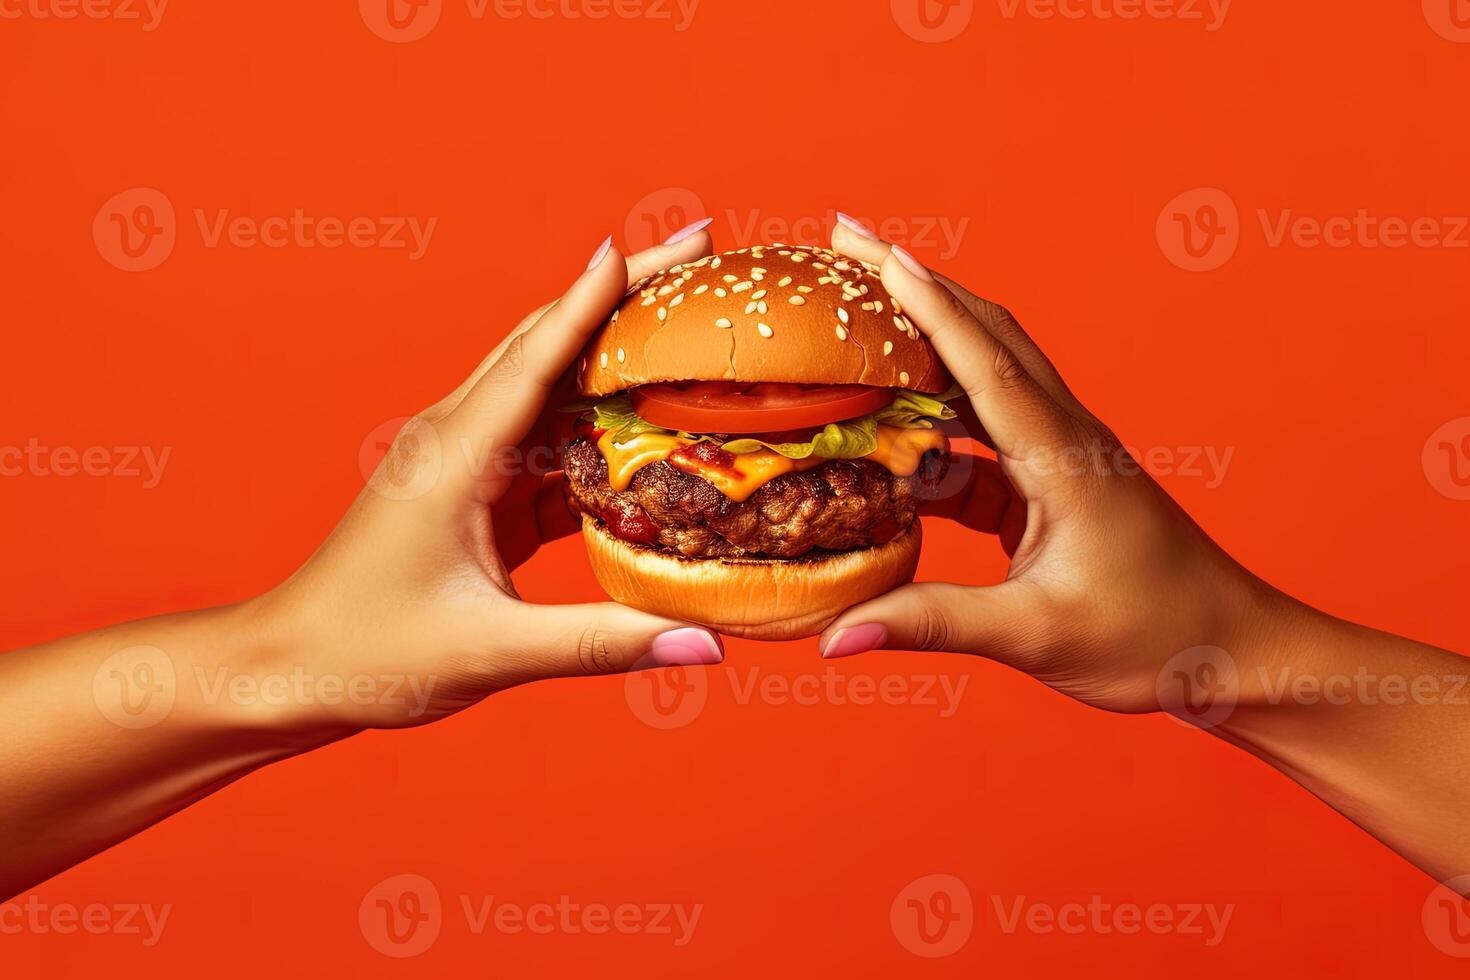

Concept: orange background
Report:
left=4, top=0, right=1470, bottom=975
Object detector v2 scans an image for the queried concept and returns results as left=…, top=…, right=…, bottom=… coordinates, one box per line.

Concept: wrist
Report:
left=182, top=597, right=364, bottom=753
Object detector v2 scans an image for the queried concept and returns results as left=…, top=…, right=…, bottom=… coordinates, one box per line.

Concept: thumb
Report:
left=818, top=582, right=1043, bottom=666
left=495, top=600, right=724, bottom=683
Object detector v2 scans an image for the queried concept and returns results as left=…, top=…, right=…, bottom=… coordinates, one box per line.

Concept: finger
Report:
left=919, top=452, right=1019, bottom=536
left=625, top=219, right=714, bottom=283
left=818, top=581, right=1043, bottom=667
left=534, top=471, right=579, bottom=544
left=425, top=229, right=717, bottom=422
left=830, top=217, right=1086, bottom=415
left=487, top=600, right=724, bottom=684
left=929, top=272, right=1090, bottom=418
left=443, top=236, right=627, bottom=457
left=879, top=245, right=1077, bottom=495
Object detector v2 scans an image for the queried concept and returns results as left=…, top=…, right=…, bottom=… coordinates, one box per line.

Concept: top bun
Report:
left=577, top=243, right=951, bottom=397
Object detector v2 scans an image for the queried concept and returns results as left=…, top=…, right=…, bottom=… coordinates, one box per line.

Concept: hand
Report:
left=250, top=230, right=727, bottom=733
left=818, top=218, right=1286, bottom=714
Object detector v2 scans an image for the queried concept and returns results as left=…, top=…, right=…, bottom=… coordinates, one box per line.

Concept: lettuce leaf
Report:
left=587, top=395, right=671, bottom=444
left=722, top=418, right=879, bottom=459
left=577, top=386, right=960, bottom=458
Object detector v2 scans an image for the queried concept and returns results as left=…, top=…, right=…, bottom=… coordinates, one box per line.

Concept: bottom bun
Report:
left=581, top=516, right=921, bottom=641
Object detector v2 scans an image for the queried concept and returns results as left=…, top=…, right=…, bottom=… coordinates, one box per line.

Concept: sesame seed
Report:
left=657, top=284, right=676, bottom=297
left=616, top=347, right=626, bottom=363
left=657, top=307, right=667, bottom=322
left=788, top=295, right=806, bottom=306
left=752, top=267, right=767, bottom=275
left=778, top=276, right=793, bottom=287
left=892, top=299, right=903, bottom=315
left=599, top=352, right=609, bottom=368
left=883, top=341, right=894, bottom=356
left=834, top=260, right=851, bottom=271
left=694, top=284, right=709, bottom=295
left=757, top=323, right=774, bottom=338
left=797, top=285, right=814, bottom=294
left=874, top=300, right=884, bottom=313
left=752, top=289, right=767, bottom=299
left=641, top=295, right=657, bottom=307
left=723, top=275, right=739, bottom=283
left=715, top=317, right=732, bottom=329
left=711, top=257, right=722, bottom=269
left=893, top=316, right=906, bottom=331
left=732, top=281, right=753, bottom=293
left=751, top=272, right=765, bottom=282
left=861, top=302, right=875, bottom=312
left=791, top=253, right=806, bottom=262
left=835, top=325, right=849, bottom=341
left=611, top=310, right=619, bottom=322
left=900, top=371, right=910, bottom=386
left=670, top=293, right=684, bottom=308
left=715, top=288, right=728, bottom=298
left=838, top=308, right=850, bottom=324
left=745, top=301, right=759, bottom=315
left=901, top=315, right=915, bottom=331
left=682, top=270, right=694, bottom=280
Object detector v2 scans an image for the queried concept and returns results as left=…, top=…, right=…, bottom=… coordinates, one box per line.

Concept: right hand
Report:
left=819, top=219, right=1290, bottom=714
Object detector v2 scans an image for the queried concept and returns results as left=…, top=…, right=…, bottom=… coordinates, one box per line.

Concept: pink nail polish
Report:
left=663, top=217, right=713, bottom=245
left=649, top=628, right=724, bottom=667
left=889, top=244, right=934, bottom=282
left=585, top=234, right=613, bottom=271
left=821, top=623, right=888, bottom=660
left=835, top=211, right=879, bottom=240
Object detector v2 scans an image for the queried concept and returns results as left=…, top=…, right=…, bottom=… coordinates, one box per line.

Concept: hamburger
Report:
left=563, top=243, right=957, bottom=640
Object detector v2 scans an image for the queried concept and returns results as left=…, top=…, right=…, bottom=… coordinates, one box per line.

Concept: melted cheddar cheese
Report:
left=596, top=425, right=949, bottom=502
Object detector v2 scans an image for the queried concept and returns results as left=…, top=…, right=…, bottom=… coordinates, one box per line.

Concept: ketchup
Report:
left=600, top=502, right=659, bottom=544
left=670, top=440, right=737, bottom=474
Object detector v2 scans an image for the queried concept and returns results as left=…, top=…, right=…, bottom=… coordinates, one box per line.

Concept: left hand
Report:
left=249, top=231, right=726, bottom=734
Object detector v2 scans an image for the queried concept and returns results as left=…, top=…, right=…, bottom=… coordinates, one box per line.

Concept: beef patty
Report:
left=562, top=437, right=949, bottom=559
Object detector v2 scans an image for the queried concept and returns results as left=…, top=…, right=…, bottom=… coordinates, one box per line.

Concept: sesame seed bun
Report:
left=577, top=243, right=951, bottom=397
left=581, top=515, right=922, bottom=641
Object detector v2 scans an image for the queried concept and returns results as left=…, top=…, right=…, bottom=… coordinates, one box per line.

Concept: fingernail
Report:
left=585, top=234, right=614, bottom=271
left=663, top=217, right=713, bottom=245
left=835, top=211, right=879, bottom=240
left=649, top=627, right=724, bottom=667
left=821, top=623, right=888, bottom=660
left=889, top=244, right=934, bottom=282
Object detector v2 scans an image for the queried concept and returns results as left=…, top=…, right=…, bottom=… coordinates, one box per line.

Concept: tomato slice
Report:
left=630, top=382, right=893, bottom=434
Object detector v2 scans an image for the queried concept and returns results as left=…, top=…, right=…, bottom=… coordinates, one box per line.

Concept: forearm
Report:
left=1215, top=593, right=1470, bottom=881
left=0, top=601, right=337, bottom=899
